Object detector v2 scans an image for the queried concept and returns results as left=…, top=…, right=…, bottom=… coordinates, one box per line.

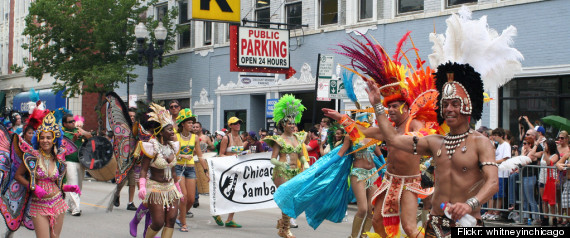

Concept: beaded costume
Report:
left=137, top=130, right=182, bottom=208
left=263, top=131, right=307, bottom=180
left=423, top=6, right=522, bottom=234
left=337, top=31, right=441, bottom=237
left=1, top=111, right=78, bottom=234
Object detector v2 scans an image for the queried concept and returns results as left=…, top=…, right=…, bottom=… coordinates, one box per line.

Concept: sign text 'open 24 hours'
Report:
left=238, top=27, right=289, bottom=69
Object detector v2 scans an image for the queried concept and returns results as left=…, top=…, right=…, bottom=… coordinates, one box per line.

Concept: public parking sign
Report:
left=192, top=0, right=240, bottom=22
left=238, top=27, right=290, bottom=69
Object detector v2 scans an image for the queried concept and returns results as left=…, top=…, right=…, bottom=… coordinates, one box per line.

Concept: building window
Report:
left=156, top=4, right=168, bottom=22
left=179, top=0, right=191, bottom=49
left=204, top=21, right=212, bottom=45
left=499, top=76, right=570, bottom=140
left=224, top=110, right=247, bottom=130
left=359, top=0, right=373, bottom=20
left=398, top=0, right=424, bottom=14
left=320, top=0, right=338, bottom=26
left=447, top=0, right=477, bottom=7
left=256, top=0, right=270, bottom=28
left=285, top=1, right=302, bottom=29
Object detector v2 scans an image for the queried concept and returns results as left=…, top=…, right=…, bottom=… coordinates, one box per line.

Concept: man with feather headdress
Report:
left=366, top=6, right=523, bottom=237
left=324, top=31, right=438, bottom=238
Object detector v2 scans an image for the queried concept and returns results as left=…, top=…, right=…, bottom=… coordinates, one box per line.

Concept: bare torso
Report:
left=426, top=132, right=489, bottom=218
left=384, top=119, right=422, bottom=176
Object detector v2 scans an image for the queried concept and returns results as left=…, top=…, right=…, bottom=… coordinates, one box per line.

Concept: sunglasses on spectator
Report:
left=67, top=120, right=76, bottom=124
left=559, top=137, right=566, bottom=140
left=169, top=105, right=180, bottom=109
left=522, top=142, right=528, bottom=145
left=230, top=122, right=241, bottom=126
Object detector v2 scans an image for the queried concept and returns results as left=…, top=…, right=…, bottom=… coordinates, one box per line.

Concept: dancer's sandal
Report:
left=180, top=225, right=189, bottom=232
left=225, top=220, right=242, bottom=228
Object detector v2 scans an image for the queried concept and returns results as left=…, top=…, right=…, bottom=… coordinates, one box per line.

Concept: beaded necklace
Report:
left=439, top=129, right=473, bottom=159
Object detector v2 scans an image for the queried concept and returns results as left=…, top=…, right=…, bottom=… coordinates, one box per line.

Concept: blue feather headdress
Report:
left=342, top=68, right=358, bottom=104
left=54, top=107, right=72, bottom=125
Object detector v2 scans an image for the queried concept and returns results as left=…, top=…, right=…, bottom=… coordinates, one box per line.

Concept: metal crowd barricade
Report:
left=513, top=164, right=570, bottom=225
left=481, top=163, right=570, bottom=225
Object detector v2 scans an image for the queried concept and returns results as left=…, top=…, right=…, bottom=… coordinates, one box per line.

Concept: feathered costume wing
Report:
left=0, top=127, right=35, bottom=231
left=105, top=92, right=136, bottom=184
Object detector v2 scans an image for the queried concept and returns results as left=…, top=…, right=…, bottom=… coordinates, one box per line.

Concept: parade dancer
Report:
left=324, top=32, right=439, bottom=237
left=366, top=6, right=523, bottom=237
left=175, top=108, right=209, bottom=232
left=263, top=94, right=308, bottom=238
left=212, top=116, right=247, bottom=228
left=135, top=103, right=183, bottom=238
left=13, top=111, right=81, bottom=237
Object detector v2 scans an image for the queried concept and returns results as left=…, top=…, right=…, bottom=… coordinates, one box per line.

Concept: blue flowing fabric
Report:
left=273, top=145, right=353, bottom=229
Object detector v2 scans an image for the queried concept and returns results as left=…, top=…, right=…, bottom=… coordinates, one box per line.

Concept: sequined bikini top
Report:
left=263, top=132, right=307, bottom=154
left=352, top=142, right=376, bottom=162
left=140, top=139, right=180, bottom=169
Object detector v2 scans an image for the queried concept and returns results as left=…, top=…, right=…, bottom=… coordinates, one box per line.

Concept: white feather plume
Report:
left=499, top=156, right=532, bottom=173
left=428, top=6, right=524, bottom=91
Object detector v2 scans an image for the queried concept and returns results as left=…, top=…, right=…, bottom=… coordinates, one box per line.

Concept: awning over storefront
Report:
left=12, top=89, right=66, bottom=113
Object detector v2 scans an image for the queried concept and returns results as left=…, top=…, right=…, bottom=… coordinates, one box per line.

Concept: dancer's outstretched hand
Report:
left=63, top=184, right=82, bottom=195
left=364, top=80, right=382, bottom=106
left=321, top=108, right=342, bottom=121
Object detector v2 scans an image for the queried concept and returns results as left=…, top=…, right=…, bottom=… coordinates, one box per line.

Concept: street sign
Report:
left=318, top=55, right=334, bottom=79
left=329, top=79, right=347, bottom=99
left=316, top=79, right=331, bottom=101
left=266, top=99, right=278, bottom=118
left=192, top=0, right=240, bottom=22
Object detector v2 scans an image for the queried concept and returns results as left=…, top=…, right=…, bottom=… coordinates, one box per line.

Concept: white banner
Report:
left=238, top=27, right=289, bottom=69
left=208, top=152, right=277, bottom=215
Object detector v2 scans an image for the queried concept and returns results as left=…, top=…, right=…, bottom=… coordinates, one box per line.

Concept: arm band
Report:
left=412, top=136, right=419, bottom=155
left=481, top=162, right=499, bottom=167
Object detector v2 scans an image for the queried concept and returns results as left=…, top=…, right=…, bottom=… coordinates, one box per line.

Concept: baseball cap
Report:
left=248, top=131, right=256, bottom=138
left=216, top=130, right=226, bottom=137
left=228, top=117, right=243, bottom=125
left=535, top=126, right=545, bottom=135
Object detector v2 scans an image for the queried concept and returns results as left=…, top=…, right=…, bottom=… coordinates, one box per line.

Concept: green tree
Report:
left=22, top=0, right=181, bottom=131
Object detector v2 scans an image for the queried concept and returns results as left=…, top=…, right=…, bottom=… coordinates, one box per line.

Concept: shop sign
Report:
left=238, top=27, right=289, bottom=69
left=12, top=89, right=66, bottom=113
left=266, top=99, right=278, bottom=118
left=192, top=0, right=240, bottom=22
left=239, top=75, right=276, bottom=87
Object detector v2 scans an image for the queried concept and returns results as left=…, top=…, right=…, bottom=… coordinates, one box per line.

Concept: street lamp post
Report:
left=134, top=22, right=167, bottom=102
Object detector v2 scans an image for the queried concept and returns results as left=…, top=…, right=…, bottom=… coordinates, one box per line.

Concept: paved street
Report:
left=2, top=179, right=353, bottom=238
left=1, top=178, right=523, bottom=238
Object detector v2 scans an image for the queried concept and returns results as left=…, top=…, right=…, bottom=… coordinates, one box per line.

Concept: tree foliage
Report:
left=23, top=0, right=181, bottom=98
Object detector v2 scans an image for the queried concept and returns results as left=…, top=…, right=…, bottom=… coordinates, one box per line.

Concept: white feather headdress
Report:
left=429, top=6, right=524, bottom=91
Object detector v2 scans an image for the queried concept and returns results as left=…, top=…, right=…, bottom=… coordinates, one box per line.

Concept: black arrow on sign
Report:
left=201, top=0, right=233, bottom=13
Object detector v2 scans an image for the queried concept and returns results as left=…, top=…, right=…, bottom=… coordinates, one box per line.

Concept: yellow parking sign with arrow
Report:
left=192, top=0, right=241, bottom=22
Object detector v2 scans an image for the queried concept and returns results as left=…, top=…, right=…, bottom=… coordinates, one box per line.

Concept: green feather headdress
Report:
left=273, top=94, right=306, bottom=125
